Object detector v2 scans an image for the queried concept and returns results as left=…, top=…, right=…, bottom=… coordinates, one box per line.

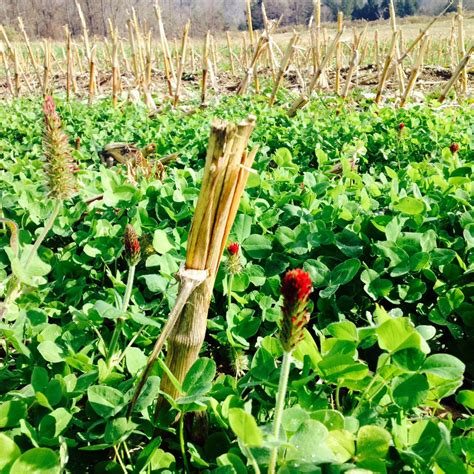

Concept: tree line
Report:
left=0, top=0, right=471, bottom=39
left=0, top=0, right=246, bottom=39
left=250, top=0, right=471, bottom=29
left=325, top=0, right=422, bottom=20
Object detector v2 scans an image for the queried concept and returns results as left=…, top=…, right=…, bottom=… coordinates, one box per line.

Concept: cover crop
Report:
left=0, top=96, right=473, bottom=473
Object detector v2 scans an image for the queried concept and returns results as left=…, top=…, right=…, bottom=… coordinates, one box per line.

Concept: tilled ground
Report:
left=0, top=64, right=472, bottom=103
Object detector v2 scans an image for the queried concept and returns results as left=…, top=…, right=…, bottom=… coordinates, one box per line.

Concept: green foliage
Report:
left=0, top=96, right=473, bottom=472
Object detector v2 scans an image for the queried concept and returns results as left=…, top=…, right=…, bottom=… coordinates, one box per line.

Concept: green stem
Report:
left=25, top=199, right=62, bottom=267
left=107, top=264, right=136, bottom=364
left=1, top=338, right=10, bottom=365
left=122, top=441, right=132, bottom=462
left=107, top=323, right=123, bottom=365
left=335, top=382, right=342, bottom=411
left=4, top=200, right=63, bottom=306
left=121, top=264, right=136, bottom=313
left=227, top=273, right=234, bottom=310
left=352, top=354, right=390, bottom=416
left=156, top=357, right=182, bottom=394
left=113, top=445, right=127, bottom=474
left=243, top=445, right=261, bottom=474
left=268, top=350, right=292, bottom=474
left=179, top=413, right=190, bottom=474
left=116, top=326, right=145, bottom=365
left=396, top=131, right=402, bottom=170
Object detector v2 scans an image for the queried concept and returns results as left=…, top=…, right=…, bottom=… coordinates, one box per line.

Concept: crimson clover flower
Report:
left=227, top=242, right=239, bottom=256
left=450, top=143, right=460, bottom=154
left=124, top=224, right=141, bottom=265
left=279, top=269, right=313, bottom=352
left=399, top=122, right=405, bottom=131
left=43, top=96, right=76, bottom=200
left=226, top=242, right=242, bottom=275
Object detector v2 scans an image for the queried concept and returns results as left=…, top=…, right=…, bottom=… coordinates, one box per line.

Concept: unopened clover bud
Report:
left=124, top=224, right=141, bottom=266
left=227, top=242, right=239, bottom=256
left=279, top=269, right=312, bottom=352
left=44, top=95, right=60, bottom=125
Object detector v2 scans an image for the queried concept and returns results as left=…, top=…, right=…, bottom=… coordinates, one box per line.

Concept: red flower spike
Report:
left=281, top=269, right=312, bottom=307
left=279, top=269, right=313, bottom=352
left=450, top=143, right=460, bottom=154
left=124, top=224, right=141, bottom=265
left=227, top=242, right=240, bottom=256
left=226, top=242, right=242, bottom=275
left=399, top=122, right=405, bottom=131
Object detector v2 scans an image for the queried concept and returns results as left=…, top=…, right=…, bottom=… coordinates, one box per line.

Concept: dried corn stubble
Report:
left=130, top=115, right=257, bottom=413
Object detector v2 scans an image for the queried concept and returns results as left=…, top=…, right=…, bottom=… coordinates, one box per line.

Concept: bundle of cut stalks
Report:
left=129, top=115, right=257, bottom=414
